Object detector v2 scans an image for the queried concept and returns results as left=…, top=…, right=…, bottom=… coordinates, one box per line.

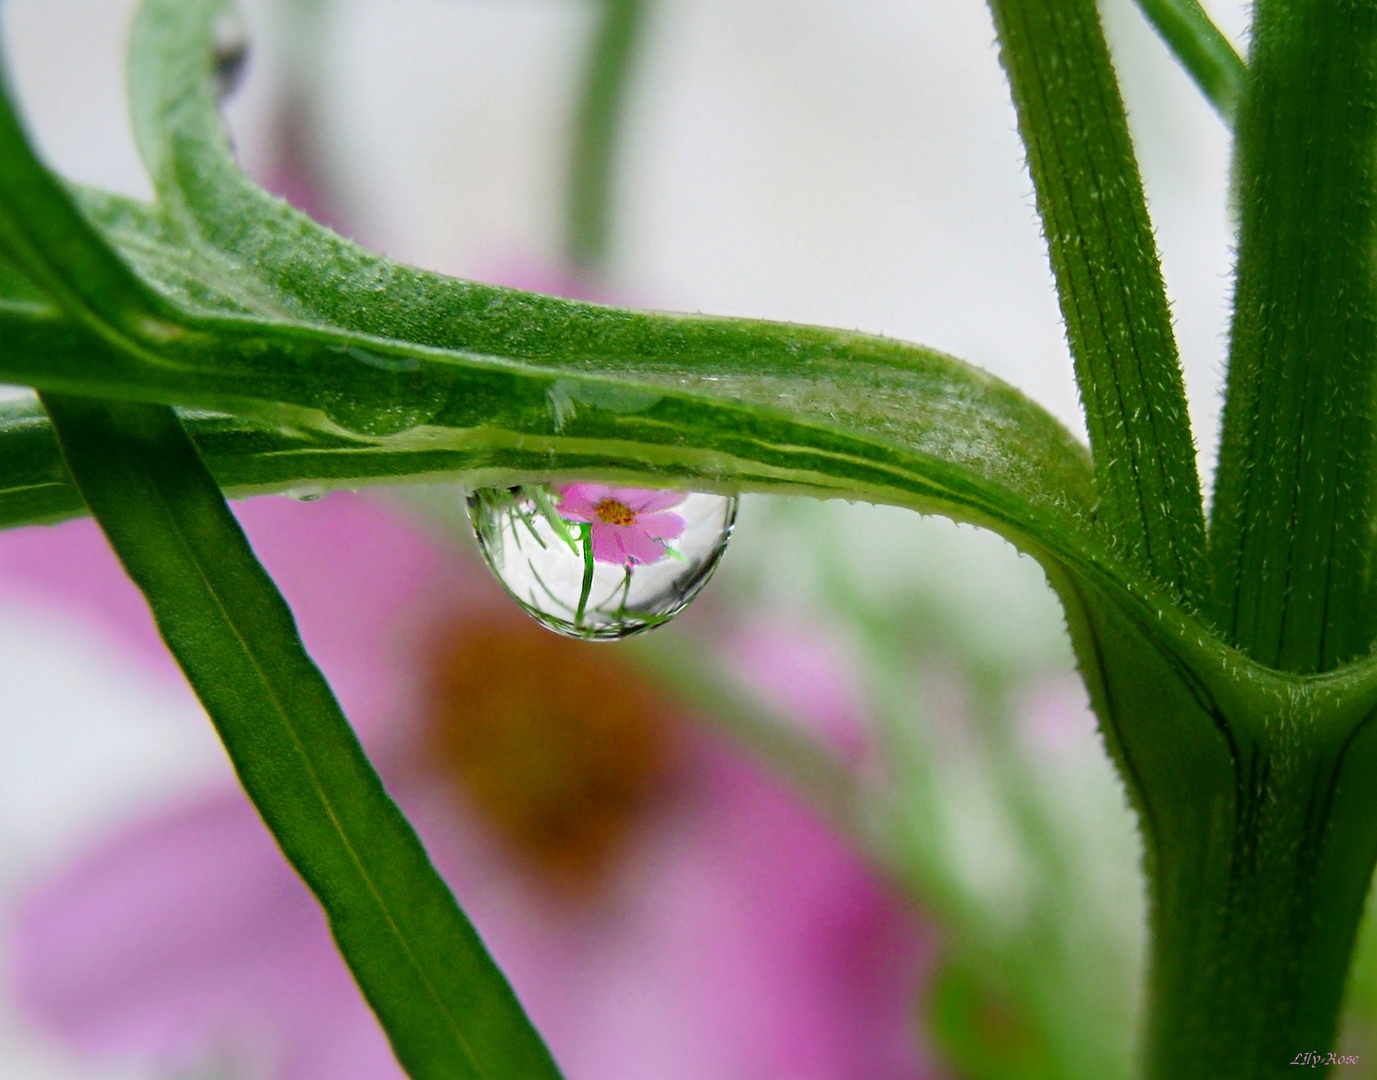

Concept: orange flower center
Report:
left=423, top=614, right=677, bottom=890
left=594, top=498, right=637, bottom=527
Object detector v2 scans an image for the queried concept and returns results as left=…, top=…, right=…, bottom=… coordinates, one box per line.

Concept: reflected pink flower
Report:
left=556, top=484, right=687, bottom=566
left=3, top=494, right=938, bottom=1080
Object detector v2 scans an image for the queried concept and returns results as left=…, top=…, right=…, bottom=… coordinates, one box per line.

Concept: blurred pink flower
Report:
left=1, top=493, right=937, bottom=1080
left=556, top=484, right=687, bottom=566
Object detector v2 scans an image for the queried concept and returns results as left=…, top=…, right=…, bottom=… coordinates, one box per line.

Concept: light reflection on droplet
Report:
left=466, top=483, right=737, bottom=641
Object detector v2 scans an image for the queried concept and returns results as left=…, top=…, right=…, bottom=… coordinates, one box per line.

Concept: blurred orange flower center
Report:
left=594, top=499, right=636, bottom=526
left=424, top=617, right=676, bottom=889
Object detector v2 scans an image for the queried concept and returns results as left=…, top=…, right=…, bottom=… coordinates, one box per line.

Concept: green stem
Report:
left=1209, top=0, right=1377, bottom=674
left=1058, top=578, right=1377, bottom=1080
left=575, top=521, right=595, bottom=627
left=1130, top=0, right=1246, bottom=122
left=564, top=0, right=647, bottom=272
left=1145, top=757, right=1377, bottom=1078
left=986, top=0, right=1208, bottom=610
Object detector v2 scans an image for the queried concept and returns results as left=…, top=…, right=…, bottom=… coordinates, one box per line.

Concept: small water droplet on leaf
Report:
left=284, top=484, right=326, bottom=502
left=467, top=483, right=737, bottom=640
left=212, top=12, right=250, bottom=102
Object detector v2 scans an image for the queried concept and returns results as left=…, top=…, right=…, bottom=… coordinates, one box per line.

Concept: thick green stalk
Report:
left=40, top=394, right=562, bottom=1080
left=989, top=1, right=1377, bottom=1076
left=1131, top=0, right=1246, bottom=121
left=564, top=0, right=647, bottom=271
left=1210, top=0, right=1377, bottom=674
left=1059, top=578, right=1377, bottom=1080
left=987, top=0, right=1208, bottom=610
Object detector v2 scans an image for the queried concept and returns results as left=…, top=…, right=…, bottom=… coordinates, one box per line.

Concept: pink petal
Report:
left=634, top=511, right=686, bottom=542
left=0, top=518, right=178, bottom=684
left=619, top=527, right=671, bottom=566
left=413, top=735, right=938, bottom=1080
left=557, top=484, right=613, bottom=503
left=725, top=620, right=872, bottom=765
left=556, top=502, right=598, bottom=525
left=590, top=524, right=629, bottom=565
left=0, top=494, right=451, bottom=752
left=555, top=486, right=610, bottom=524
left=611, top=488, right=686, bottom=514
left=12, top=789, right=404, bottom=1080
left=234, top=496, right=448, bottom=747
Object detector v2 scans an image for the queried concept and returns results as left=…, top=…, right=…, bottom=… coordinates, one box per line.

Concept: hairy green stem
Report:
left=1062, top=581, right=1377, bottom=1080
left=1146, top=757, right=1377, bottom=1078
left=992, top=0, right=1377, bottom=1075
left=987, top=0, right=1208, bottom=610
left=1210, top=0, right=1377, bottom=674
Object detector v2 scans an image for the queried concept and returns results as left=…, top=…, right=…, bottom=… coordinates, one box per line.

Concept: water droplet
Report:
left=284, top=484, right=326, bottom=502
left=212, top=12, right=250, bottom=102
left=467, top=483, right=737, bottom=640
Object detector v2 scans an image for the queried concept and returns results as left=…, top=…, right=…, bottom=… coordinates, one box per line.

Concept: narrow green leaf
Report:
left=564, top=0, right=647, bottom=270
left=1210, top=0, right=1377, bottom=673
left=39, top=392, right=563, bottom=1080
left=1130, top=0, right=1246, bottom=122
left=987, top=0, right=1208, bottom=610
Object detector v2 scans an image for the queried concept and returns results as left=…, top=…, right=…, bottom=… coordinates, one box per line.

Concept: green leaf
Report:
left=0, top=270, right=1101, bottom=543
left=40, top=392, right=563, bottom=1080
left=986, top=0, right=1209, bottom=610
left=0, top=50, right=179, bottom=346
left=1130, top=0, right=1246, bottom=122
left=1210, top=0, right=1377, bottom=672
left=0, top=0, right=1113, bottom=602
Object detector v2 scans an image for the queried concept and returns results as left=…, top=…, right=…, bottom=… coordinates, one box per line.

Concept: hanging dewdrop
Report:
left=467, top=483, right=737, bottom=640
